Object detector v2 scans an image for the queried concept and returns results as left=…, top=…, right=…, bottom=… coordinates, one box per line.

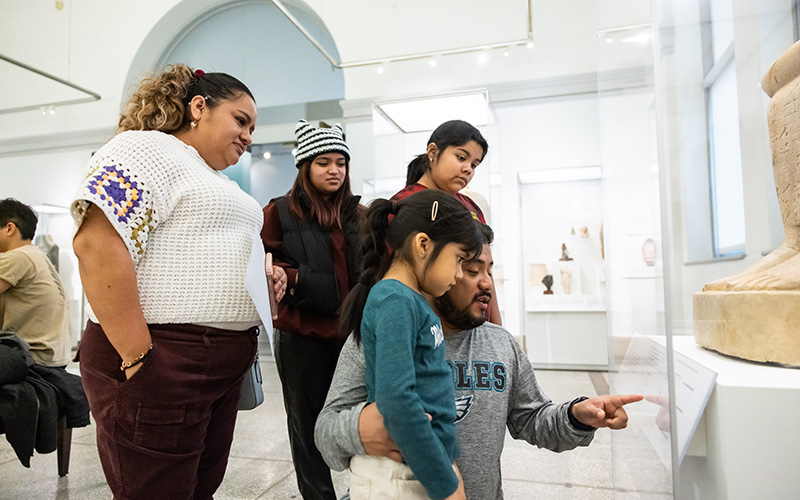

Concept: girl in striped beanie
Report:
left=260, top=119, right=362, bottom=499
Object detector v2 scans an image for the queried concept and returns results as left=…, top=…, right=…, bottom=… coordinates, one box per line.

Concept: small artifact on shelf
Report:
left=694, top=40, right=800, bottom=367
left=600, top=223, right=605, bottom=259
left=33, top=234, right=60, bottom=270
left=559, top=243, right=573, bottom=261
left=529, top=263, right=548, bottom=287
left=642, top=238, right=656, bottom=267
left=579, top=226, right=589, bottom=239
left=561, top=268, right=572, bottom=295
left=542, top=274, right=554, bottom=295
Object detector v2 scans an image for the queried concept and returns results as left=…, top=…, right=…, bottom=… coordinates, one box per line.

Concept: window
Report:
left=702, top=0, right=746, bottom=257
left=794, top=0, right=800, bottom=41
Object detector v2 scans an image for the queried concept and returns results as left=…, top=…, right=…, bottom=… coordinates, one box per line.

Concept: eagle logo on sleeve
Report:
left=454, top=395, right=473, bottom=423
left=430, top=324, right=444, bottom=348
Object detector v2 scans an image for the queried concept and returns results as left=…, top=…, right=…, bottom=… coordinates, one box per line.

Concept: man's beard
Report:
left=434, top=292, right=490, bottom=331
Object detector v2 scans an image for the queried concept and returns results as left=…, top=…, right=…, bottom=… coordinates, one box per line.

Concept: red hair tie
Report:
left=194, top=69, right=205, bottom=78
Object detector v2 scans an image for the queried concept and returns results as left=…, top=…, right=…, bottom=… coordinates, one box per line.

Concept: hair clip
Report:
left=194, top=69, right=205, bottom=78
left=431, top=200, right=439, bottom=222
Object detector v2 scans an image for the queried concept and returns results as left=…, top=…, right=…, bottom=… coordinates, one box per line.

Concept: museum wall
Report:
left=0, top=0, right=649, bottom=144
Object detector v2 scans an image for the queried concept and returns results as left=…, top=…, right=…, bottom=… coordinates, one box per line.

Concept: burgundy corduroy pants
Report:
left=79, top=320, right=257, bottom=500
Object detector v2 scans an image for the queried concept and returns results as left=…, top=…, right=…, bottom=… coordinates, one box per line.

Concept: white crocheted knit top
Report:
left=71, top=130, right=262, bottom=324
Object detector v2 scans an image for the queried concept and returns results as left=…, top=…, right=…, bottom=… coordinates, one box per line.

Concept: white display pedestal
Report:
left=524, top=297, right=607, bottom=370
left=673, top=337, right=800, bottom=499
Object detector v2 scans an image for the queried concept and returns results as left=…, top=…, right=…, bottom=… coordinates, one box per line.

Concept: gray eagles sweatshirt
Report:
left=314, top=322, right=596, bottom=499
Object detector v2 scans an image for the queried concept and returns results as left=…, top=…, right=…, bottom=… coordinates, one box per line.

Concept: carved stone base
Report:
left=693, top=291, right=800, bottom=367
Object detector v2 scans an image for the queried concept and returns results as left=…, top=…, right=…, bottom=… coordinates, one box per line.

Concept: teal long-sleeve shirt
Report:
left=361, top=279, right=459, bottom=500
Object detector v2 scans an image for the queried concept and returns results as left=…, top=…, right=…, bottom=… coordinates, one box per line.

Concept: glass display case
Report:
left=31, top=204, right=84, bottom=349
left=598, top=0, right=800, bottom=498
left=364, top=1, right=800, bottom=497
left=518, top=172, right=608, bottom=369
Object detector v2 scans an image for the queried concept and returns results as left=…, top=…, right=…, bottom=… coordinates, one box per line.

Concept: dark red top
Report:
left=261, top=202, right=351, bottom=339
left=390, top=183, right=486, bottom=223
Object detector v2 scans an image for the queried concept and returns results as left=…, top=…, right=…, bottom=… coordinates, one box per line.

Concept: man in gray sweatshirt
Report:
left=314, top=223, right=641, bottom=499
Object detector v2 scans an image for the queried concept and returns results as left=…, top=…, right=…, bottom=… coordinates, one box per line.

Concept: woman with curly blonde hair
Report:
left=71, top=64, right=285, bottom=499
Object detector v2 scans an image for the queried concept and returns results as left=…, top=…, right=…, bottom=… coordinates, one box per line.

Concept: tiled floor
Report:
left=0, top=343, right=671, bottom=499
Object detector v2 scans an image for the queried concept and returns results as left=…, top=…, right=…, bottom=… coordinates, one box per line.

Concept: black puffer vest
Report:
left=273, top=193, right=362, bottom=315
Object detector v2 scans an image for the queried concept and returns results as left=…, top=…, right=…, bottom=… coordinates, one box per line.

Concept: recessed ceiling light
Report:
left=621, top=33, right=651, bottom=44
left=517, top=166, right=602, bottom=184
left=374, top=90, right=490, bottom=133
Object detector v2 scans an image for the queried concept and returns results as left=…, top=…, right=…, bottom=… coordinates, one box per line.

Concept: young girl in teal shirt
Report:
left=340, top=189, right=482, bottom=500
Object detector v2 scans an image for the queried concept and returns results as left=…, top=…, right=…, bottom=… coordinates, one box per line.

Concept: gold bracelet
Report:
left=120, top=343, right=153, bottom=371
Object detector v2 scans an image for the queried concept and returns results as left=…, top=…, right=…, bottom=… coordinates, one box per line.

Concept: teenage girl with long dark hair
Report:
left=260, top=120, right=362, bottom=500
left=392, top=120, right=502, bottom=324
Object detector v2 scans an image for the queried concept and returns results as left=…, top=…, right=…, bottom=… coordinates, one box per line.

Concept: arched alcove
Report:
left=124, top=0, right=344, bottom=126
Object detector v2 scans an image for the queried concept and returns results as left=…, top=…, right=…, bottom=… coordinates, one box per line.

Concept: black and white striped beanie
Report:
left=293, top=119, right=350, bottom=167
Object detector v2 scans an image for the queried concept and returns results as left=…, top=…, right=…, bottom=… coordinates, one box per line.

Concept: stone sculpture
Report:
left=34, top=234, right=60, bottom=271
left=559, top=243, right=573, bottom=261
left=560, top=268, right=572, bottom=295
left=694, top=41, right=800, bottom=366
left=542, top=274, right=554, bottom=295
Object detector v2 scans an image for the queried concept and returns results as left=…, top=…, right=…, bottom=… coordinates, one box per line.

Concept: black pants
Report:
left=275, top=329, right=344, bottom=500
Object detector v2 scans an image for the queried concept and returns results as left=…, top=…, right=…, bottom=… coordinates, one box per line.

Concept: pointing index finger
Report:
left=614, top=394, right=644, bottom=406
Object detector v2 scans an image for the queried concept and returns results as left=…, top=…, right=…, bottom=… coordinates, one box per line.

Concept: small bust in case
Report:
left=542, top=274, right=554, bottom=294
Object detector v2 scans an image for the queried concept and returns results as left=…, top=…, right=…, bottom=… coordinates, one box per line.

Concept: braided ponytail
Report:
left=339, top=198, right=394, bottom=343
